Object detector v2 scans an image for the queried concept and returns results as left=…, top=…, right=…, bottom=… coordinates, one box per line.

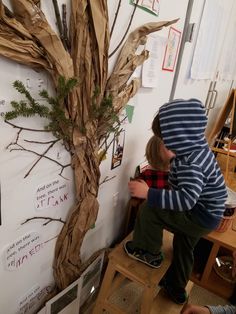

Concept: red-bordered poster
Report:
left=162, top=27, right=181, bottom=72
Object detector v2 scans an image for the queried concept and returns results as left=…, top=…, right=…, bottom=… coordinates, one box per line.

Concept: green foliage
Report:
left=4, top=77, right=78, bottom=142
left=5, top=76, right=121, bottom=145
left=5, top=81, right=50, bottom=120
left=91, top=89, right=120, bottom=134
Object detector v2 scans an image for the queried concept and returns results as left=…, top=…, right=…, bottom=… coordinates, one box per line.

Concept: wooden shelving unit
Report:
left=208, top=88, right=236, bottom=182
left=191, top=219, right=236, bottom=299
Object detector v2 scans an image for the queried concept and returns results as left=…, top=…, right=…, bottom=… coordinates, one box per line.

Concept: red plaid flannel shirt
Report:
left=138, top=168, right=169, bottom=189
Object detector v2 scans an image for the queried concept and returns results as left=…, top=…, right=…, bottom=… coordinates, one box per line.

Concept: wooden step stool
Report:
left=93, top=230, right=176, bottom=313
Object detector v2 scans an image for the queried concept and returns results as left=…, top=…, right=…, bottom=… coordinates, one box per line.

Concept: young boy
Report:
left=124, top=98, right=227, bottom=304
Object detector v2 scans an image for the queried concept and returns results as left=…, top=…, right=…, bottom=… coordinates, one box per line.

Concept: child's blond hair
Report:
left=145, top=135, right=169, bottom=171
left=151, top=113, right=162, bottom=138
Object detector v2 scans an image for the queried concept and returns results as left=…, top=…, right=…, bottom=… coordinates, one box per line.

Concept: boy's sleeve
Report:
left=148, top=163, right=204, bottom=211
left=206, top=304, right=236, bottom=314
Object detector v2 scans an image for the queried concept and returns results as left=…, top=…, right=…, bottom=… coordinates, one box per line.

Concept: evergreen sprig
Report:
left=5, top=76, right=78, bottom=142
left=91, top=89, right=120, bottom=134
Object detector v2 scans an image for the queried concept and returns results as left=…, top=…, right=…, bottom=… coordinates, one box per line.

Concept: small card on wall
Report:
left=3, top=231, right=42, bottom=271
left=18, top=283, right=53, bottom=314
left=34, top=178, right=70, bottom=211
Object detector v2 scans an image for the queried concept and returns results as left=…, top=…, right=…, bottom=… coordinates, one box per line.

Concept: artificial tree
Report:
left=0, top=0, right=176, bottom=291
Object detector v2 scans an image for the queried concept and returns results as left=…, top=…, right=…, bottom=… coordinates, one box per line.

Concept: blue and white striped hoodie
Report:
left=148, top=98, right=227, bottom=229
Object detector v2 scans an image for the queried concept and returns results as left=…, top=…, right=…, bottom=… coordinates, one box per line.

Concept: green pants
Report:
left=133, top=201, right=212, bottom=289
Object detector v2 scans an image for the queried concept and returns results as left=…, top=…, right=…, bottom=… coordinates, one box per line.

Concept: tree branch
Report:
left=110, top=0, right=122, bottom=39
left=109, top=0, right=140, bottom=58
left=6, top=129, right=22, bottom=149
left=62, top=4, right=70, bottom=51
left=24, top=139, right=59, bottom=144
left=23, top=139, right=60, bottom=178
left=52, top=0, right=68, bottom=50
left=99, top=175, right=116, bottom=186
left=4, top=4, right=14, bottom=18
left=9, top=143, right=71, bottom=178
left=5, top=120, right=50, bottom=132
left=21, top=216, right=65, bottom=226
left=5, top=119, right=71, bottom=178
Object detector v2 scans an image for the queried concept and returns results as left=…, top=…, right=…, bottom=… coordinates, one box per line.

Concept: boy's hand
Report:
left=128, top=179, right=149, bottom=199
left=181, top=304, right=210, bottom=314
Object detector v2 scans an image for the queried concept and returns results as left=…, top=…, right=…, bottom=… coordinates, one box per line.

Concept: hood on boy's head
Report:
left=159, top=98, right=208, bottom=156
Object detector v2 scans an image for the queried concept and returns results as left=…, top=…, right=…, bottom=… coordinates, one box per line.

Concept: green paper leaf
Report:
left=125, top=105, right=134, bottom=123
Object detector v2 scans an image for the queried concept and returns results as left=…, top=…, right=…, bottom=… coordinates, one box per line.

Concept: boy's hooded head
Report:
left=153, top=99, right=208, bottom=156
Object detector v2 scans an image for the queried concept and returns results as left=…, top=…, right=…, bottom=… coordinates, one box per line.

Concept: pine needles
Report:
left=5, top=76, right=78, bottom=142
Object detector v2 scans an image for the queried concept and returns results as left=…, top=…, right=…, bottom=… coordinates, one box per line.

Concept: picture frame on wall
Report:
left=46, top=279, right=82, bottom=314
left=111, top=130, right=125, bottom=170
left=162, top=27, right=181, bottom=72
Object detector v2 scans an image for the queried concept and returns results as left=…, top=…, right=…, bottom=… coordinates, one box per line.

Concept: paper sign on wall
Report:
left=35, top=178, right=70, bottom=210
left=4, top=231, right=42, bottom=271
left=17, top=284, right=53, bottom=314
left=142, top=35, right=166, bottom=87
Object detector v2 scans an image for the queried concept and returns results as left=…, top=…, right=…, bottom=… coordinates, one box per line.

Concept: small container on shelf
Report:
left=216, top=206, right=236, bottom=233
left=216, top=187, right=236, bottom=233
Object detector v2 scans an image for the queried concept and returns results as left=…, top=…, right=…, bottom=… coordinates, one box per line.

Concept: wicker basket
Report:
left=213, top=256, right=236, bottom=283
left=216, top=208, right=236, bottom=233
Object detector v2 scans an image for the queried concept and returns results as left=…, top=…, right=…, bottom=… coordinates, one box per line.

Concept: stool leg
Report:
left=140, top=286, right=156, bottom=314
left=108, top=273, right=126, bottom=298
left=92, top=261, right=116, bottom=314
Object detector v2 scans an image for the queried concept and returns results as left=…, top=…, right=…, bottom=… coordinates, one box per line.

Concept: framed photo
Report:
left=79, top=252, right=104, bottom=310
left=46, top=279, right=81, bottom=314
left=162, top=27, right=181, bottom=72
left=111, top=130, right=125, bottom=170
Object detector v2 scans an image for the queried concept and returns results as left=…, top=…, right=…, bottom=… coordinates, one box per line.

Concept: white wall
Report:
left=2, top=0, right=230, bottom=313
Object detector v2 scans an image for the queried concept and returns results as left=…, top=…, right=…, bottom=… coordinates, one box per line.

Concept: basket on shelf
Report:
left=213, top=255, right=236, bottom=284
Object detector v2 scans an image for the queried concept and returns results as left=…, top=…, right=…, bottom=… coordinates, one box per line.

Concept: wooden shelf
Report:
left=207, top=269, right=234, bottom=299
left=204, top=222, right=236, bottom=250
left=191, top=268, right=234, bottom=299
left=191, top=222, right=236, bottom=299
left=212, top=147, right=236, bottom=158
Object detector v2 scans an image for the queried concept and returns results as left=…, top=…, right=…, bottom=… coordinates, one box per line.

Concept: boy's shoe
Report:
left=124, top=241, right=163, bottom=268
left=159, top=277, right=187, bottom=305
